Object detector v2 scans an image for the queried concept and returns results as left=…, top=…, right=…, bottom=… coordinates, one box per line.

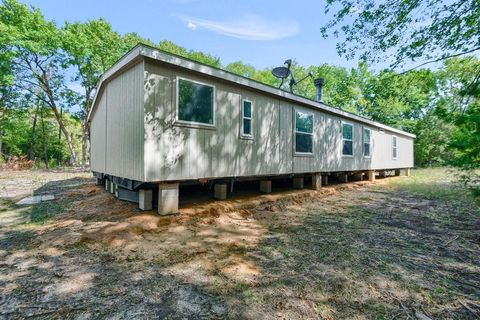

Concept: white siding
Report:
left=90, top=90, right=106, bottom=173
left=142, top=61, right=414, bottom=182
left=91, top=59, right=414, bottom=182
left=102, top=61, right=144, bottom=181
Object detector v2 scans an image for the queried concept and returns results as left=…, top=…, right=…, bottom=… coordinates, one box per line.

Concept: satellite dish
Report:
left=272, top=66, right=290, bottom=79
left=272, top=58, right=314, bottom=92
left=272, top=59, right=293, bottom=88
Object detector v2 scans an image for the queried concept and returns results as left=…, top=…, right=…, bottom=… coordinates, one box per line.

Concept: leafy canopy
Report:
left=321, top=0, right=480, bottom=69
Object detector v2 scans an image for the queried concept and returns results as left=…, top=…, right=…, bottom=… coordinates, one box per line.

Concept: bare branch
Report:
left=398, top=47, right=480, bottom=75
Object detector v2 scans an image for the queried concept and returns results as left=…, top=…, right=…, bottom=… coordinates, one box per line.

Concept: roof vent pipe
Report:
left=314, top=78, right=325, bottom=102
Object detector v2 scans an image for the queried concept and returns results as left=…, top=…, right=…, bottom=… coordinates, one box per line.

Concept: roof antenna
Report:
left=272, top=59, right=313, bottom=93
left=272, top=59, right=292, bottom=89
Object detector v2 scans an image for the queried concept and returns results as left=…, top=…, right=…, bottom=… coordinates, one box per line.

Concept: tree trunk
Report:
left=0, top=104, right=5, bottom=157
left=40, top=103, right=48, bottom=168
left=81, top=91, right=92, bottom=168
left=28, top=104, right=39, bottom=160
left=41, top=73, right=76, bottom=165
left=82, top=120, right=89, bottom=168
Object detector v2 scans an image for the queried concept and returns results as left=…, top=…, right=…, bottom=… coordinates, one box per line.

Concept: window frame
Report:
left=294, top=108, right=314, bottom=156
left=175, top=76, right=216, bottom=128
left=392, top=135, right=398, bottom=159
left=240, top=99, right=253, bottom=139
left=341, top=121, right=354, bottom=157
left=363, top=127, right=371, bottom=158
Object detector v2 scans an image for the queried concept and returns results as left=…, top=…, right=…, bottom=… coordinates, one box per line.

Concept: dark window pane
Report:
left=393, top=148, right=397, bottom=158
left=296, top=133, right=312, bottom=153
left=296, top=111, right=313, bottom=133
left=343, top=140, right=353, bottom=155
left=243, top=101, right=251, bottom=118
left=243, top=119, right=251, bottom=135
left=364, top=143, right=370, bottom=156
left=363, top=128, right=370, bottom=142
left=343, top=123, right=353, bottom=140
left=392, top=137, right=397, bottom=147
left=178, top=79, right=214, bottom=124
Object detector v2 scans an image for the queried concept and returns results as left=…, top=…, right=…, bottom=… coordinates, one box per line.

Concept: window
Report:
left=342, top=122, right=353, bottom=156
left=241, top=100, right=253, bottom=137
left=295, top=110, right=314, bottom=154
left=363, top=127, right=371, bottom=157
left=392, top=136, right=398, bottom=159
left=177, top=77, right=214, bottom=126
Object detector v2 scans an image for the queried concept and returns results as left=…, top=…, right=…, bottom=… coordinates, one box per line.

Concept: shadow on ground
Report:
left=0, top=172, right=479, bottom=319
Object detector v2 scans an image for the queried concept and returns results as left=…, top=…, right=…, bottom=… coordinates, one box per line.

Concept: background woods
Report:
left=0, top=0, right=478, bottom=179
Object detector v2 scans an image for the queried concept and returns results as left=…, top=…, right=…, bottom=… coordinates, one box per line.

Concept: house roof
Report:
left=88, top=44, right=416, bottom=139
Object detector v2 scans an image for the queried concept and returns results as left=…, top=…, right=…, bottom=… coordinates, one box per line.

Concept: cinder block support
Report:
left=394, top=169, right=401, bottom=176
left=322, top=175, right=329, bottom=186
left=339, top=174, right=348, bottom=183
left=367, top=170, right=376, bottom=182
left=105, top=180, right=111, bottom=192
left=312, top=173, right=322, bottom=190
left=260, top=180, right=272, bottom=193
left=138, top=189, right=153, bottom=211
left=96, top=177, right=104, bottom=186
left=158, top=183, right=179, bottom=215
left=378, top=170, right=386, bottom=178
left=214, top=183, right=227, bottom=200
left=353, top=172, right=363, bottom=181
left=405, top=168, right=411, bottom=176
left=293, top=177, right=304, bottom=189
left=110, top=182, right=116, bottom=194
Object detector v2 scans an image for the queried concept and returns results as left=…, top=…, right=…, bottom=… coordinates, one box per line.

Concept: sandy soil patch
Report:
left=0, top=168, right=479, bottom=319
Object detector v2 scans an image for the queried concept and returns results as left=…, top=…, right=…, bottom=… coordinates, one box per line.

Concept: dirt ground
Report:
left=0, top=168, right=479, bottom=319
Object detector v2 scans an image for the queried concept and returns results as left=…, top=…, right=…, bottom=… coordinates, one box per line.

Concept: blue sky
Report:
left=22, top=0, right=359, bottom=70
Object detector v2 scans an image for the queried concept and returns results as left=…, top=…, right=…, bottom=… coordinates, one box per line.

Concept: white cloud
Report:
left=187, top=21, right=197, bottom=30
left=177, top=14, right=299, bottom=41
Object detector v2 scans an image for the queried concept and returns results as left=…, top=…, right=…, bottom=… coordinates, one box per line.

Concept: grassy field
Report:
left=0, top=168, right=479, bottom=319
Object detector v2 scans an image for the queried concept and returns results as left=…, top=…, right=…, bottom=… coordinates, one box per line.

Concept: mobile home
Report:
left=87, top=44, right=414, bottom=214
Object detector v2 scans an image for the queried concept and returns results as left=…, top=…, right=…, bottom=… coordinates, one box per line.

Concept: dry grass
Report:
left=0, top=168, right=479, bottom=319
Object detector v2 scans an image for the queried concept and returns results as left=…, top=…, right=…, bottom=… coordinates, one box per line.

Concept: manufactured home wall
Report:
left=90, top=90, right=107, bottom=173
left=90, top=62, right=145, bottom=181
left=143, top=61, right=414, bottom=182
left=371, top=130, right=414, bottom=170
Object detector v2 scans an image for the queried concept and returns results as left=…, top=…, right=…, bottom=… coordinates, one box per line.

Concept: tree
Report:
left=310, top=64, right=354, bottom=109
left=61, top=18, right=125, bottom=166
left=435, top=57, right=480, bottom=171
left=225, top=61, right=257, bottom=78
left=0, top=23, right=15, bottom=157
left=158, top=40, right=221, bottom=68
left=1, top=0, right=77, bottom=164
left=322, top=0, right=480, bottom=184
left=321, top=0, right=480, bottom=70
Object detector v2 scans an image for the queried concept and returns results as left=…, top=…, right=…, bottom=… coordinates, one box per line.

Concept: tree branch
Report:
left=398, top=47, right=480, bottom=74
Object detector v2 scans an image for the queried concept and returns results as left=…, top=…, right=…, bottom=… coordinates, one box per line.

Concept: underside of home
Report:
left=88, top=44, right=415, bottom=214
left=93, top=169, right=411, bottom=214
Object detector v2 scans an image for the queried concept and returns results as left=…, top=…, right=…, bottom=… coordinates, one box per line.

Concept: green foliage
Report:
left=1, top=105, right=82, bottom=165
left=310, top=63, right=358, bottom=111
left=449, top=102, right=480, bottom=169
left=413, top=112, right=454, bottom=166
left=321, top=0, right=480, bottom=68
left=158, top=40, right=221, bottom=68
left=225, top=61, right=257, bottom=78
left=0, top=0, right=478, bottom=174
left=320, top=0, right=480, bottom=178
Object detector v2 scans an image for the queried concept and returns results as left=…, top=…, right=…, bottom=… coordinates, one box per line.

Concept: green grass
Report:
left=29, top=199, right=68, bottom=224
left=234, top=281, right=258, bottom=304
left=385, top=167, right=474, bottom=201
